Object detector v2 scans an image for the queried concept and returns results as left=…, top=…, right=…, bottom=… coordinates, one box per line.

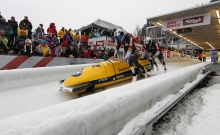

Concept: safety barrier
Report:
left=0, top=64, right=94, bottom=91
left=0, top=55, right=104, bottom=70
left=0, top=62, right=210, bottom=135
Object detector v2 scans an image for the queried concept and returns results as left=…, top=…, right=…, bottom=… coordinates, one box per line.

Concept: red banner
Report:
left=183, top=16, right=204, bottom=26
left=96, top=40, right=104, bottom=46
left=89, top=41, right=94, bottom=46
left=107, top=40, right=115, bottom=46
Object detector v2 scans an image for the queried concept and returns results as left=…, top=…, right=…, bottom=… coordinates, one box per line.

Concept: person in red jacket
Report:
left=81, top=45, right=91, bottom=58
left=47, top=22, right=57, bottom=38
left=81, top=32, right=88, bottom=48
left=51, top=43, right=63, bottom=57
left=134, top=35, right=140, bottom=43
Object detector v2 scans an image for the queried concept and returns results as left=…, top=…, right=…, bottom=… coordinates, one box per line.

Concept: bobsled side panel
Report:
left=63, top=64, right=108, bottom=87
left=110, top=60, right=130, bottom=75
left=99, top=61, right=116, bottom=78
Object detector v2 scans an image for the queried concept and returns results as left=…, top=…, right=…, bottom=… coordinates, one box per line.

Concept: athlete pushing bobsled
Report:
left=111, top=29, right=148, bottom=82
left=143, top=37, right=167, bottom=72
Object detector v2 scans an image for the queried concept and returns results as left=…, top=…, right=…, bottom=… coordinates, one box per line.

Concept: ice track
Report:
left=0, top=58, right=201, bottom=120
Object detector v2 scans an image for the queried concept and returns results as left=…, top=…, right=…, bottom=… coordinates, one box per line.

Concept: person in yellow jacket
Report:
left=58, top=27, right=66, bottom=43
left=73, top=32, right=80, bottom=44
left=202, top=52, right=207, bottom=62
left=35, top=39, right=51, bottom=56
left=17, top=27, right=28, bottom=37
left=69, top=28, right=74, bottom=37
left=217, top=52, right=220, bottom=61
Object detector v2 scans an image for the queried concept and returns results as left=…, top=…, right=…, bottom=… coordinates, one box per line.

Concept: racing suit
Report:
left=144, top=41, right=166, bottom=71
left=124, top=36, right=147, bottom=82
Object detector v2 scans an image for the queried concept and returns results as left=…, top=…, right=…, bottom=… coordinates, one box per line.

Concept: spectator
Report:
left=39, top=24, right=45, bottom=34
left=69, top=28, right=74, bottom=37
left=88, top=30, right=93, bottom=38
left=19, top=16, right=32, bottom=38
left=108, top=48, right=115, bottom=58
left=81, top=45, right=91, bottom=58
left=58, top=27, right=66, bottom=43
left=63, top=30, right=75, bottom=42
left=32, top=26, right=44, bottom=41
left=134, top=35, right=140, bottom=43
left=102, top=49, right=109, bottom=60
left=217, top=52, right=220, bottom=61
left=22, top=39, right=34, bottom=57
left=14, top=30, right=26, bottom=48
left=202, top=52, right=207, bottom=62
left=35, top=39, right=50, bottom=56
left=73, top=32, right=80, bottom=44
left=9, top=31, right=27, bottom=54
left=81, top=32, right=88, bottom=48
left=101, top=28, right=111, bottom=37
left=90, top=46, right=97, bottom=58
left=8, top=16, right=18, bottom=46
left=0, top=18, right=13, bottom=40
left=198, top=53, right=202, bottom=61
left=64, top=43, right=78, bottom=58
left=61, top=36, right=72, bottom=53
left=47, top=22, right=57, bottom=38
left=51, top=43, right=63, bottom=57
left=0, top=30, right=9, bottom=54
left=94, top=29, right=101, bottom=38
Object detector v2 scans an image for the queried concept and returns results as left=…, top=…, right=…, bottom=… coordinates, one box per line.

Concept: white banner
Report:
left=162, top=12, right=211, bottom=30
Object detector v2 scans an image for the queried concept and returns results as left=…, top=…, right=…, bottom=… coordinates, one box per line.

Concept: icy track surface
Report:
left=0, top=58, right=201, bottom=120
left=152, top=77, right=220, bottom=135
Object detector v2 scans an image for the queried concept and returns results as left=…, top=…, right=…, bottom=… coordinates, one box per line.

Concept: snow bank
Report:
left=0, top=62, right=210, bottom=135
left=0, top=64, right=93, bottom=91
left=151, top=84, right=220, bottom=135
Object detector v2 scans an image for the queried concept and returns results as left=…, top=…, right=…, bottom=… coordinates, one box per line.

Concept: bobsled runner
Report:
left=59, top=58, right=151, bottom=96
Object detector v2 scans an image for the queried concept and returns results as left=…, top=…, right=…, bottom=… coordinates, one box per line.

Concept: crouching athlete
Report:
left=120, top=34, right=148, bottom=83
left=144, top=37, right=167, bottom=72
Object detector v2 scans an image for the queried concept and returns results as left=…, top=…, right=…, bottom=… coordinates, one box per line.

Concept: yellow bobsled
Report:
left=59, top=58, right=151, bottom=95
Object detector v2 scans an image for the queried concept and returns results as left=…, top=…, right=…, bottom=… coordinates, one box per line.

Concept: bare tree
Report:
left=133, top=25, right=141, bottom=36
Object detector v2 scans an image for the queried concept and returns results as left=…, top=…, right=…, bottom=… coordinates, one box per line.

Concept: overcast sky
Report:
left=0, top=0, right=209, bottom=33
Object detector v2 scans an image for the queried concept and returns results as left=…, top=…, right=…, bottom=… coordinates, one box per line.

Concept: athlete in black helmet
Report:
left=143, top=37, right=167, bottom=72
left=120, top=34, right=148, bottom=82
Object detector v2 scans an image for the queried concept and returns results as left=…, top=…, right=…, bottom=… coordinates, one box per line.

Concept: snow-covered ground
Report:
left=118, top=75, right=220, bottom=135
left=0, top=58, right=216, bottom=135
left=151, top=76, right=220, bottom=135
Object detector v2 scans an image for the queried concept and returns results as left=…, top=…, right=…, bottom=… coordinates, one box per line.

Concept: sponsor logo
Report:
left=166, top=21, right=180, bottom=28
left=183, top=16, right=204, bottom=25
left=96, top=40, right=104, bottom=46
left=107, top=40, right=115, bottom=46
left=118, top=67, right=129, bottom=72
left=116, top=75, right=124, bottom=79
left=89, top=42, right=94, bottom=46
left=99, top=78, right=108, bottom=82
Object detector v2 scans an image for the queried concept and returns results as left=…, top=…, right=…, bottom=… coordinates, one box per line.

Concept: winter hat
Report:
left=24, top=44, right=33, bottom=54
left=41, top=39, right=46, bottom=43
left=20, top=30, right=26, bottom=34
left=25, top=39, right=32, bottom=44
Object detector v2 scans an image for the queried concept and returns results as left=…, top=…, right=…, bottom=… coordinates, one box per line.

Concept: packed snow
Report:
left=151, top=76, right=220, bottom=135
left=0, top=58, right=218, bottom=135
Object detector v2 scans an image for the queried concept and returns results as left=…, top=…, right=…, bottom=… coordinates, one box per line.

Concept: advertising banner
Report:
left=162, top=12, right=211, bottom=30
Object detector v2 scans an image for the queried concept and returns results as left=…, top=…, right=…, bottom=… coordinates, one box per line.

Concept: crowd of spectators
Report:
left=0, top=14, right=116, bottom=60
left=1, top=14, right=184, bottom=60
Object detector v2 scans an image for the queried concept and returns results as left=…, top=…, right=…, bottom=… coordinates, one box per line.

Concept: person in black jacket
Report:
left=64, top=43, right=78, bottom=58
left=19, top=16, right=32, bottom=39
left=8, top=16, right=18, bottom=46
